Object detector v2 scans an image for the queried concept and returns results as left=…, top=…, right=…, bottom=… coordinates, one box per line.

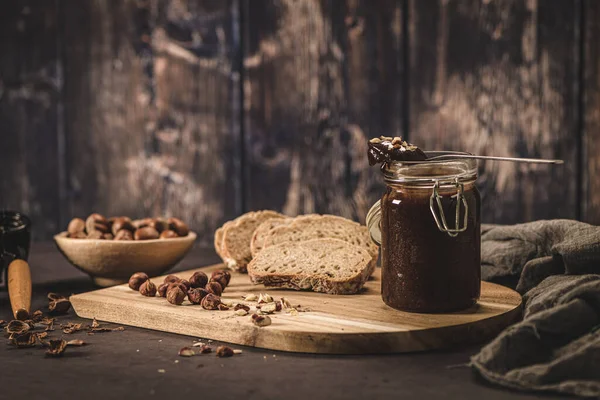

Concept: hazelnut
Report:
left=68, top=231, right=87, bottom=239
left=139, top=280, right=157, bottom=297
left=157, top=283, right=169, bottom=297
left=149, top=218, right=169, bottom=233
left=189, top=271, right=208, bottom=288
left=210, top=271, right=230, bottom=289
left=251, top=314, right=272, bottom=327
left=216, top=346, right=234, bottom=358
left=201, top=293, right=221, bottom=310
left=166, top=287, right=186, bottom=305
left=187, top=288, right=209, bottom=304
left=128, top=272, right=149, bottom=291
left=132, top=218, right=153, bottom=229
left=102, top=233, right=114, bottom=240
left=111, top=218, right=135, bottom=236
left=134, top=226, right=159, bottom=240
left=85, top=213, right=109, bottom=234
left=67, top=218, right=85, bottom=235
left=206, top=281, right=223, bottom=296
left=167, top=217, right=189, bottom=237
left=87, top=231, right=103, bottom=239
left=159, top=230, right=178, bottom=239
left=163, top=274, right=180, bottom=283
left=179, top=279, right=191, bottom=290
left=168, top=281, right=188, bottom=295
left=114, top=229, right=133, bottom=241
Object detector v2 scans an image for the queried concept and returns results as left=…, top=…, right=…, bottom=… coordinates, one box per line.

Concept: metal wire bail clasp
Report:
left=429, top=178, right=468, bottom=237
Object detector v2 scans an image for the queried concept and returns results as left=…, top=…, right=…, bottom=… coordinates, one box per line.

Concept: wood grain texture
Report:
left=0, top=1, right=62, bottom=239
left=61, top=0, right=241, bottom=245
left=582, top=0, right=600, bottom=224
left=408, top=0, right=579, bottom=224
left=71, top=264, right=522, bottom=354
left=243, top=0, right=404, bottom=222
left=61, top=0, right=154, bottom=223
left=151, top=0, right=242, bottom=239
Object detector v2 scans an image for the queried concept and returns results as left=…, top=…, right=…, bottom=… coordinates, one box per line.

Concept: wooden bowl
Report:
left=54, top=232, right=197, bottom=287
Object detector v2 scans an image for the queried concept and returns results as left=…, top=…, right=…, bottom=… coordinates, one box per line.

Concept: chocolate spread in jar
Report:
left=368, top=137, right=481, bottom=313
left=380, top=182, right=481, bottom=312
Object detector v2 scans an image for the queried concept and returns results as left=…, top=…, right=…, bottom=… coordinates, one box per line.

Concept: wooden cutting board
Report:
left=70, top=265, right=522, bottom=354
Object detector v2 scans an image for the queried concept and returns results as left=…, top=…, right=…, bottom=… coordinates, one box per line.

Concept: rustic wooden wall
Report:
left=0, top=0, right=597, bottom=242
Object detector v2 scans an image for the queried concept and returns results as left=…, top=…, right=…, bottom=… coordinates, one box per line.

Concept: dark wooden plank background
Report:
left=0, top=0, right=596, bottom=242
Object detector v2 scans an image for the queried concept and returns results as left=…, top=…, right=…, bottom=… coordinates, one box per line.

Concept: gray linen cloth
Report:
left=471, top=220, right=600, bottom=397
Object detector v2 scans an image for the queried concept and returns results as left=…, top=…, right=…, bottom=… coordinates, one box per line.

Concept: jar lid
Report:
left=381, top=151, right=478, bottom=184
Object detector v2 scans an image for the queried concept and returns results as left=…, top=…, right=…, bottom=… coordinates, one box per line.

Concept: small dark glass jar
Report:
left=367, top=155, right=481, bottom=313
left=0, top=211, right=31, bottom=289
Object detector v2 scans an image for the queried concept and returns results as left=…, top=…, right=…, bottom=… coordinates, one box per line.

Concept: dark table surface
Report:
left=0, top=243, right=567, bottom=400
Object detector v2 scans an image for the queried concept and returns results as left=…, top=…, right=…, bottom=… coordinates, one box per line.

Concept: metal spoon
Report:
left=425, top=153, right=564, bottom=165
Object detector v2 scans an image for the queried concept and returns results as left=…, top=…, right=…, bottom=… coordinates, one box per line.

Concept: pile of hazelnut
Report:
left=128, top=270, right=230, bottom=310
left=65, top=213, right=189, bottom=240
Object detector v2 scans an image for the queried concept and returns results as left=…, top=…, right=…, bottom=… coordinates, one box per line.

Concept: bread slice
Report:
left=247, top=238, right=375, bottom=294
left=250, top=217, right=292, bottom=257
left=220, top=210, right=286, bottom=272
left=259, top=214, right=379, bottom=263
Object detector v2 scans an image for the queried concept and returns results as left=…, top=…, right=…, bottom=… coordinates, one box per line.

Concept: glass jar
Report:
left=366, top=153, right=481, bottom=313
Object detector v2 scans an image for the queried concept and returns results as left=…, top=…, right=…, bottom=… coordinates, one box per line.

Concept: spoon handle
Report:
left=427, top=154, right=564, bottom=164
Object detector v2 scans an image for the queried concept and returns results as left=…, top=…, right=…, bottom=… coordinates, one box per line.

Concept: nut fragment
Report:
left=168, top=217, right=189, bottom=236
left=114, top=229, right=133, bottom=241
left=244, top=294, right=258, bottom=301
left=189, top=271, right=208, bottom=288
left=234, top=309, right=248, bottom=316
left=10, top=332, right=36, bottom=348
left=206, top=281, right=223, bottom=296
left=201, top=293, right=221, bottom=310
left=67, top=218, right=85, bottom=235
left=199, top=345, right=212, bottom=354
left=218, top=304, right=230, bottom=311
left=178, top=347, right=196, bottom=357
left=260, top=303, right=277, bottom=314
left=46, top=339, right=67, bottom=357
left=139, top=280, right=157, bottom=297
left=159, top=230, right=178, bottom=239
left=251, top=314, right=272, bottom=327
left=134, top=226, right=160, bottom=240
left=234, top=304, right=250, bottom=312
left=128, top=272, right=149, bottom=291
left=166, top=287, right=186, bottom=305
left=216, top=346, right=234, bottom=358
left=187, top=288, right=209, bottom=305
left=258, top=293, right=273, bottom=304
left=48, top=293, right=71, bottom=315
left=102, top=233, right=114, bottom=240
left=5, top=320, right=31, bottom=335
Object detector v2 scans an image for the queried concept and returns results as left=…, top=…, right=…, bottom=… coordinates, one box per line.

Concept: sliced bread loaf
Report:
left=259, top=215, right=379, bottom=262
left=220, top=210, right=286, bottom=272
left=250, top=217, right=292, bottom=257
left=247, top=238, right=375, bottom=294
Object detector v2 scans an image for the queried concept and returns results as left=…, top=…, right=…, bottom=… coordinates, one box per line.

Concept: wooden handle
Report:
left=8, top=259, right=31, bottom=320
